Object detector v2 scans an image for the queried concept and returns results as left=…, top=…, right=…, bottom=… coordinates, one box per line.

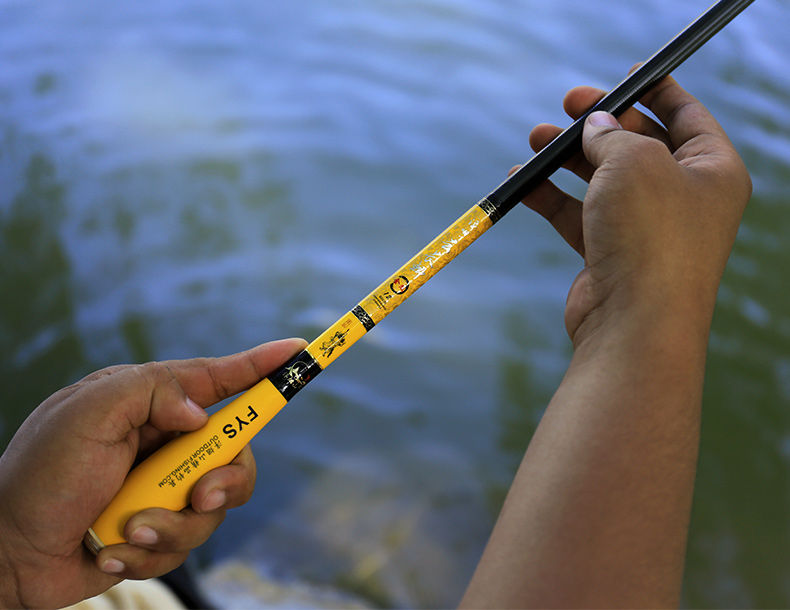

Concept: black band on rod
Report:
left=269, top=350, right=323, bottom=400
left=477, top=198, right=503, bottom=224
left=351, top=305, right=376, bottom=331
left=483, top=0, right=754, bottom=219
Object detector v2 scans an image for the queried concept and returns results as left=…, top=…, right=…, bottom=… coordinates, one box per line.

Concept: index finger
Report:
left=640, top=75, right=729, bottom=150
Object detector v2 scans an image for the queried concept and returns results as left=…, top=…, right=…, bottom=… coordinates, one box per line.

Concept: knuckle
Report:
left=205, top=357, right=233, bottom=399
left=235, top=450, right=257, bottom=504
left=732, top=157, right=753, bottom=202
left=184, top=514, right=222, bottom=549
left=138, top=361, right=180, bottom=388
left=75, top=364, right=129, bottom=385
left=136, top=361, right=165, bottom=386
left=742, top=171, right=753, bottom=202
left=635, top=135, right=668, bottom=158
left=710, top=153, right=752, bottom=206
left=239, top=480, right=255, bottom=505
left=138, top=360, right=159, bottom=376
left=167, top=511, right=222, bottom=550
left=128, top=552, right=189, bottom=580
left=626, top=138, right=672, bottom=177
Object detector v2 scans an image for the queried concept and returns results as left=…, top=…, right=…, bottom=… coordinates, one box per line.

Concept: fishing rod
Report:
left=86, top=0, right=755, bottom=551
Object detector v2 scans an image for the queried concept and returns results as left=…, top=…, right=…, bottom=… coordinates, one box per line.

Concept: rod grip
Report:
left=85, top=378, right=287, bottom=551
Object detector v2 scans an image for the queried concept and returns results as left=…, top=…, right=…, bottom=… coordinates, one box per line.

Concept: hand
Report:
left=0, top=337, right=306, bottom=608
left=519, top=75, right=751, bottom=345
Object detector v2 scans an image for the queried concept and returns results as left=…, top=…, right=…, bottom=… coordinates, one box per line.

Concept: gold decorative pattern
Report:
left=307, top=311, right=368, bottom=369
left=359, top=204, right=493, bottom=324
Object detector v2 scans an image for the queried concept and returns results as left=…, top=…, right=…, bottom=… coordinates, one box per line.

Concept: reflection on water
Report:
left=0, top=154, right=88, bottom=441
left=690, top=184, right=790, bottom=608
left=1, top=0, right=788, bottom=607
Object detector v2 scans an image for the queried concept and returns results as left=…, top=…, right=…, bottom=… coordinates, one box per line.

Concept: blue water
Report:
left=1, top=1, right=788, bottom=607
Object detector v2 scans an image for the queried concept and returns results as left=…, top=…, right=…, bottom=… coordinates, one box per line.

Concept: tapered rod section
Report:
left=484, top=0, right=754, bottom=221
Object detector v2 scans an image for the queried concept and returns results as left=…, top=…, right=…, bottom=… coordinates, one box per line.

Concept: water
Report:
left=1, top=0, right=788, bottom=607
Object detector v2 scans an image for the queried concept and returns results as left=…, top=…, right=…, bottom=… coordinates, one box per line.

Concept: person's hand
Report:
left=0, top=337, right=306, bottom=608
left=519, top=75, right=751, bottom=346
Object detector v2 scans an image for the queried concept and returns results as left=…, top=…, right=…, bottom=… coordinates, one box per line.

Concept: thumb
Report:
left=582, top=111, right=626, bottom=168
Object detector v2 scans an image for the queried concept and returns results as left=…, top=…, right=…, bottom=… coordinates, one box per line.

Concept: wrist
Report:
left=569, top=281, right=715, bottom=381
left=569, top=266, right=718, bottom=354
left=560, top=302, right=712, bottom=445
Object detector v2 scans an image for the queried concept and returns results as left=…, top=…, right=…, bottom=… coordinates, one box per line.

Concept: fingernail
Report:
left=130, top=525, right=158, bottom=546
left=185, top=396, right=206, bottom=418
left=587, top=111, right=621, bottom=129
left=203, top=489, right=226, bottom=512
left=101, top=558, right=125, bottom=574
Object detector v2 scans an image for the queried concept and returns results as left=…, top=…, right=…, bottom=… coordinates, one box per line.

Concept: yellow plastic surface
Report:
left=89, top=378, right=287, bottom=548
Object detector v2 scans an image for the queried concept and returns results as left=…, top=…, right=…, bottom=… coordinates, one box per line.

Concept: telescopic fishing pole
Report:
left=86, top=0, right=755, bottom=551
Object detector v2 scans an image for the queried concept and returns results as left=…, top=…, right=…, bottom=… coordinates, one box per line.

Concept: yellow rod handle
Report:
left=86, top=201, right=494, bottom=552
left=86, top=378, right=287, bottom=550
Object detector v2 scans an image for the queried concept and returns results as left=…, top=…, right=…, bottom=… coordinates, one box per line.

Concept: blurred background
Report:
left=1, top=0, right=787, bottom=607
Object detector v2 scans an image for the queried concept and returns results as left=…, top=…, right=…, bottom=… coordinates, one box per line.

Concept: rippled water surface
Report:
left=1, top=1, right=788, bottom=607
